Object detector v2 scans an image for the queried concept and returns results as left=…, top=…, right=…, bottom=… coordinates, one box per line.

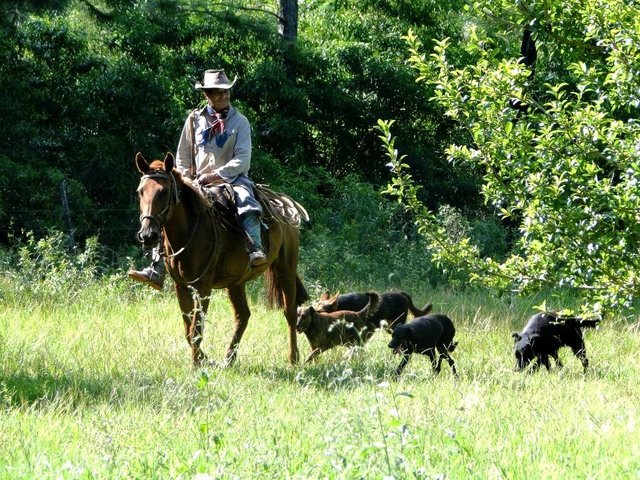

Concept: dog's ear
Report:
left=512, top=332, right=521, bottom=342
left=324, top=293, right=339, bottom=309
left=319, top=291, right=331, bottom=301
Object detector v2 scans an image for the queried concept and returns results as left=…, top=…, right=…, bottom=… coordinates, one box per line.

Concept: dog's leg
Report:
left=395, top=353, right=411, bottom=377
left=448, top=355, right=457, bottom=376
left=440, top=351, right=457, bottom=376
left=428, top=349, right=440, bottom=374
left=305, top=347, right=322, bottom=363
left=539, top=354, right=551, bottom=370
left=572, top=346, right=589, bottom=372
left=551, top=352, right=564, bottom=369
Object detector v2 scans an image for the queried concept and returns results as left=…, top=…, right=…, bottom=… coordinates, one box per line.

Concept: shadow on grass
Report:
left=234, top=355, right=399, bottom=391
left=0, top=371, right=121, bottom=409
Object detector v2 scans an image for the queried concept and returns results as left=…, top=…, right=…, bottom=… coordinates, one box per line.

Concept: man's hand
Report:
left=198, top=172, right=224, bottom=186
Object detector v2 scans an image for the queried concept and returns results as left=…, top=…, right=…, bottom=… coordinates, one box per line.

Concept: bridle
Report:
left=137, top=168, right=202, bottom=259
left=137, top=169, right=180, bottom=233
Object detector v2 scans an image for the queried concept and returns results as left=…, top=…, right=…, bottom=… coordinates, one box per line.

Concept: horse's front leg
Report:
left=175, top=283, right=209, bottom=367
left=224, top=284, right=251, bottom=367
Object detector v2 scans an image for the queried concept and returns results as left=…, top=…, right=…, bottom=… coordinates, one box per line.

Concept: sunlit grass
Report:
left=1, top=282, right=639, bottom=478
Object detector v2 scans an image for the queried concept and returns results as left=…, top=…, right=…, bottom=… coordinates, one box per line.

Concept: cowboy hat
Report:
left=194, top=69, right=237, bottom=90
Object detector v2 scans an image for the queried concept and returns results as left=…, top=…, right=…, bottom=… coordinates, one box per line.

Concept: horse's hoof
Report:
left=221, top=354, right=237, bottom=368
left=205, top=359, right=221, bottom=369
left=192, top=354, right=208, bottom=369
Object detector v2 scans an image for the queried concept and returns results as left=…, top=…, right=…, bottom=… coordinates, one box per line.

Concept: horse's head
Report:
left=134, top=152, right=179, bottom=248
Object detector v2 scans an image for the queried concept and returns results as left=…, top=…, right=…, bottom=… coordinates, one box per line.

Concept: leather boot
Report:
left=242, top=214, right=267, bottom=267
left=128, top=247, right=165, bottom=290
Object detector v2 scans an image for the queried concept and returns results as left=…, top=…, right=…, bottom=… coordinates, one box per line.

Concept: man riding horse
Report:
left=129, top=69, right=267, bottom=289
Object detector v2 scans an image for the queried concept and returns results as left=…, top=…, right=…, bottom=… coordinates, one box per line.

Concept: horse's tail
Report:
left=295, top=274, right=310, bottom=306
left=265, top=270, right=309, bottom=309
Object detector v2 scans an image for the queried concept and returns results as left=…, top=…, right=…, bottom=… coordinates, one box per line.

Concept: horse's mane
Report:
left=149, top=160, right=211, bottom=215
left=177, top=173, right=211, bottom=215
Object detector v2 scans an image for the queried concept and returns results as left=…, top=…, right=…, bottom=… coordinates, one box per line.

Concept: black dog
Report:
left=512, top=312, right=600, bottom=372
left=388, top=314, right=458, bottom=377
left=315, top=290, right=432, bottom=333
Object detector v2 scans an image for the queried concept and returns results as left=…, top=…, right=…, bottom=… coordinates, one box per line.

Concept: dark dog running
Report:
left=297, top=292, right=379, bottom=363
left=315, top=290, right=432, bottom=333
left=388, top=313, right=458, bottom=377
left=512, top=312, right=600, bottom=372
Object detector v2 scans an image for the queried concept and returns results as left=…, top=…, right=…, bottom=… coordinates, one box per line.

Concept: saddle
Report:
left=197, top=182, right=309, bottom=230
left=253, top=184, right=309, bottom=227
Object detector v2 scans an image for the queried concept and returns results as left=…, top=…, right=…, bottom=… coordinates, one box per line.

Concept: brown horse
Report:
left=134, top=152, right=309, bottom=366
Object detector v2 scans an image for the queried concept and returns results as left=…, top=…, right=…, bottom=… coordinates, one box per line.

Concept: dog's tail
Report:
left=558, top=315, right=601, bottom=330
left=578, top=318, right=601, bottom=329
left=358, top=291, right=380, bottom=320
left=402, top=292, right=432, bottom=317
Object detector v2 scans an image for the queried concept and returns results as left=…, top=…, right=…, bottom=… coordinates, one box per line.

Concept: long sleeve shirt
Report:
left=175, top=105, right=252, bottom=183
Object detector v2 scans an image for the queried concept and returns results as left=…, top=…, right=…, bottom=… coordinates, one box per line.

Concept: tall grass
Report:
left=1, top=275, right=639, bottom=479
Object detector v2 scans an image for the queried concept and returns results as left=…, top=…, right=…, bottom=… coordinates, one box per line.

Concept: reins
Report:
left=166, top=209, right=219, bottom=285
left=138, top=168, right=218, bottom=285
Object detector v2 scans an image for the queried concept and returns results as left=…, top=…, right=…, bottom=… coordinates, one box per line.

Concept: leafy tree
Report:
left=0, top=0, right=477, bottom=268
left=384, top=0, right=640, bottom=315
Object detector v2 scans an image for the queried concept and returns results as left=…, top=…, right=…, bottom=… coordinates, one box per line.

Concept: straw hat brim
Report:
left=194, top=76, right=238, bottom=90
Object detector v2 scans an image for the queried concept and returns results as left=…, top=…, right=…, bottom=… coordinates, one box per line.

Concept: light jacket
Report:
left=175, top=105, right=252, bottom=183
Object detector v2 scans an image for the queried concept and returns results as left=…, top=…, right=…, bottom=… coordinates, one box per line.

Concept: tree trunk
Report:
left=278, top=0, right=297, bottom=43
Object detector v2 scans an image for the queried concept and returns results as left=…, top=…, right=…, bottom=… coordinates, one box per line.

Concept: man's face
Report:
left=204, top=88, right=231, bottom=111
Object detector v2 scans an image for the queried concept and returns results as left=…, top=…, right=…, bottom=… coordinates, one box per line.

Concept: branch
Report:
left=81, top=0, right=112, bottom=21
left=480, top=4, right=603, bottom=54
left=180, top=2, right=284, bottom=23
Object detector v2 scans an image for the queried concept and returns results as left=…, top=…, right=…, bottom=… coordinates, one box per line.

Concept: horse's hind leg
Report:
left=225, top=284, right=251, bottom=367
left=176, top=283, right=208, bottom=367
left=275, top=270, right=301, bottom=365
left=267, top=258, right=302, bottom=364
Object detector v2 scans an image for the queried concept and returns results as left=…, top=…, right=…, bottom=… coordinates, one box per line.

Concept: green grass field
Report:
left=1, top=281, right=639, bottom=479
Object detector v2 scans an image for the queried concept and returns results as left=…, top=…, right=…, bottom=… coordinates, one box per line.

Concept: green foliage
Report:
left=300, top=175, right=434, bottom=292
left=0, top=0, right=479, bottom=253
left=6, top=230, right=109, bottom=303
left=385, top=1, right=640, bottom=316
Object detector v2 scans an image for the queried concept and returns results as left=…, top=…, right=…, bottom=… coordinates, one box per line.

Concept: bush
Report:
left=5, top=230, right=108, bottom=304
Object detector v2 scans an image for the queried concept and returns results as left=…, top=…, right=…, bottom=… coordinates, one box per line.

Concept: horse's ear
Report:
left=164, top=152, right=175, bottom=172
left=135, top=152, right=149, bottom=174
